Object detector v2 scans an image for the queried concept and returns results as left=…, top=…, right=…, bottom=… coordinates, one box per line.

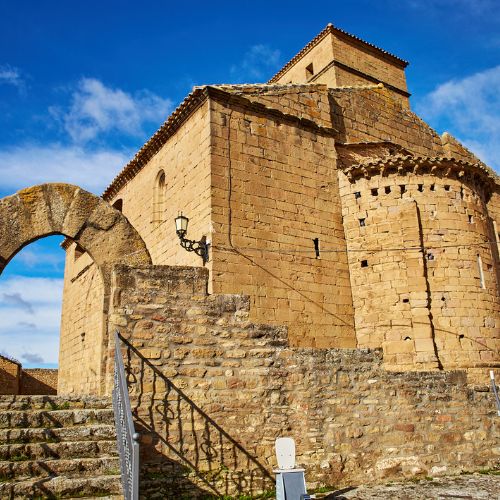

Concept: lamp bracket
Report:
left=177, top=233, right=209, bottom=264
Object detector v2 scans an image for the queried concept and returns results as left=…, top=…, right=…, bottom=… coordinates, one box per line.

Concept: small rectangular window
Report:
left=430, top=184, right=435, bottom=191
left=359, top=218, right=366, bottom=227
left=361, top=259, right=368, bottom=268
left=385, top=186, right=391, bottom=194
left=371, top=188, right=378, bottom=196
left=418, top=184, right=424, bottom=192
left=313, top=237, right=320, bottom=259
left=354, top=191, right=361, bottom=199
left=305, top=63, right=314, bottom=79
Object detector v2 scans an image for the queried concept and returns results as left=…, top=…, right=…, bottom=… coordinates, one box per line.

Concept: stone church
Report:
left=1, top=24, right=499, bottom=495
left=58, top=23, right=499, bottom=394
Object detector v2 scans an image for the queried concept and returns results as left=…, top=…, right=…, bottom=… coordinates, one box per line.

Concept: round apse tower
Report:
left=338, top=155, right=499, bottom=374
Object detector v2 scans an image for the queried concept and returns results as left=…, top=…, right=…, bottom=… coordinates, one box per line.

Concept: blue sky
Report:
left=0, top=0, right=499, bottom=367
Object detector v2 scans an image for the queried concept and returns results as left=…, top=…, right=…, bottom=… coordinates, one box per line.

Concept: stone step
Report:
left=68, top=497, right=123, bottom=500
left=0, top=424, right=116, bottom=445
left=0, top=408, right=115, bottom=429
left=0, top=440, right=118, bottom=461
left=0, top=456, right=120, bottom=481
left=0, top=395, right=112, bottom=411
left=0, top=473, right=122, bottom=499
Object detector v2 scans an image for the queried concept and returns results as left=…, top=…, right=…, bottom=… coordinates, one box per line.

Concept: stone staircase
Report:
left=0, top=395, right=123, bottom=499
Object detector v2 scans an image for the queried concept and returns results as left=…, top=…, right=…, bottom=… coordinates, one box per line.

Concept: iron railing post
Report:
left=112, top=331, right=140, bottom=500
left=490, top=370, right=500, bottom=416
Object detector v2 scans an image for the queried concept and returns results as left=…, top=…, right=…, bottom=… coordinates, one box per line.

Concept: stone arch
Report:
left=0, top=183, right=151, bottom=287
left=0, top=183, right=152, bottom=395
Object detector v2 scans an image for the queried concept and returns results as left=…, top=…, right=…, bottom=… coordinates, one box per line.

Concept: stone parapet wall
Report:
left=0, top=356, right=57, bottom=395
left=108, top=264, right=500, bottom=498
left=20, top=369, right=58, bottom=395
left=0, top=355, right=21, bottom=395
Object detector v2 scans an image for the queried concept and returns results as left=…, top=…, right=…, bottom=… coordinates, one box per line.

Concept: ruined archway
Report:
left=0, top=183, right=152, bottom=394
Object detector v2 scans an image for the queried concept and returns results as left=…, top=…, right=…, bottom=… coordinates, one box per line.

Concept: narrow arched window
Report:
left=152, top=170, right=166, bottom=225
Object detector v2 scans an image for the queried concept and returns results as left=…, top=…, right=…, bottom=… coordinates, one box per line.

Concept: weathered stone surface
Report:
left=108, top=265, right=499, bottom=498
left=320, top=473, right=500, bottom=499
left=0, top=183, right=151, bottom=287
left=0, top=395, right=122, bottom=499
left=0, top=183, right=152, bottom=396
left=59, top=27, right=500, bottom=390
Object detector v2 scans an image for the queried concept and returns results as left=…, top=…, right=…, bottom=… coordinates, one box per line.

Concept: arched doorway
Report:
left=0, top=183, right=151, bottom=395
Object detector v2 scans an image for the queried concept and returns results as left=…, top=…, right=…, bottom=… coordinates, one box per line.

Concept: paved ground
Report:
left=317, top=474, right=500, bottom=499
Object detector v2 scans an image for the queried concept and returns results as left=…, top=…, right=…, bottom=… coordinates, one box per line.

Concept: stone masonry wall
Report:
left=108, top=100, right=212, bottom=271
left=108, top=264, right=499, bottom=498
left=329, top=32, right=408, bottom=94
left=272, top=30, right=408, bottom=104
left=20, top=369, right=58, bottom=395
left=209, top=96, right=355, bottom=348
left=274, top=33, right=336, bottom=85
left=0, top=357, right=57, bottom=395
left=219, top=84, right=333, bottom=129
left=0, top=355, right=21, bottom=395
left=329, top=86, right=444, bottom=156
left=60, top=102, right=211, bottom=392
left=59, top=249, right=105, bottom=395
left=338, top=164, right=500, bottom=375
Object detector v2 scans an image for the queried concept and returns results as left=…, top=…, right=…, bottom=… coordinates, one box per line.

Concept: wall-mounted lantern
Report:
left=175, top=214, right=209, bottom=265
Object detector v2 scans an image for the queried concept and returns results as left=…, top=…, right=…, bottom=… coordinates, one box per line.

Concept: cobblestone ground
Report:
left=317, top=474, right=500, bottom=499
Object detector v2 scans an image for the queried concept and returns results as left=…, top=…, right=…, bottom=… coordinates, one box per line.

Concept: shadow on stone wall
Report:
left=121, top=336, right=274, bottom=498
left=0, top=367, right=19, bottom=395
left=20, top=370, right=58, bottom=395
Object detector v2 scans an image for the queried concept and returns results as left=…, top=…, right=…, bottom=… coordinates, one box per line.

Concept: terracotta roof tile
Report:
left=342, top=154, right=499, bottom=188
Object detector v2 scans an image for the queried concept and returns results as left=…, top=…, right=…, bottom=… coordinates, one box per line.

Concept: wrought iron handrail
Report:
left=120, top=335, right=274, bottom=497
left=490, top=370, right=500, bottom=416
left=112, top=331, right=140, bottom=500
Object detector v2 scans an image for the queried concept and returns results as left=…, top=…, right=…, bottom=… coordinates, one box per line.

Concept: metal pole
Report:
left=490, top=370, right=500, bottom=417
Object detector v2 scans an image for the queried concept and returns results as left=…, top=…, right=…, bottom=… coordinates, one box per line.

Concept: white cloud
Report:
left=15, top=247, right=66, bottom=271
left=22, top=352, right=44, bottom=364
left=2, top=292, right=34, bottom=314
left=0, top=143, right=129, bottom=195
left=230, top=45, right=281, bottom=83
left=0, top=65, right=24, bottom=89
left=0, top=78, right=174, bottom=195
left=52, top=78, right=172, bottom=143
left=0, top=276, right=63, bottom=366
left=416, top=65, right=500, bottom=170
